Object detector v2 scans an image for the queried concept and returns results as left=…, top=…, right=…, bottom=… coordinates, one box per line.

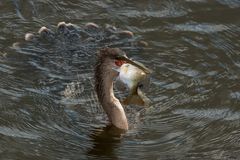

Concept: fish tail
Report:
left=122, top=88, right=151, bottom=107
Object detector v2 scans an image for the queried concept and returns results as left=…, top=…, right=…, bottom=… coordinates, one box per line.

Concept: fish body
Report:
left=119, top=63, right=146, bottom=90
left=117, top=63, right=151, bottom=106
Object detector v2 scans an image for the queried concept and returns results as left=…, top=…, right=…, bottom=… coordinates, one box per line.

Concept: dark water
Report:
left=1, top=0, right=240, bottom=159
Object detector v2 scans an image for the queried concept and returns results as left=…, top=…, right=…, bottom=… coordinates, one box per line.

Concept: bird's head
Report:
left=96, top=48, right=151, bottom=78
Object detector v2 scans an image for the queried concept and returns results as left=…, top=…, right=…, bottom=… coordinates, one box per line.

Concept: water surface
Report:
left=0, top=0, right=240, bottom=159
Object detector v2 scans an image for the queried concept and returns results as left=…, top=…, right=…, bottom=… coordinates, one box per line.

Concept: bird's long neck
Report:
left=95, top=61, right=128, bottom=130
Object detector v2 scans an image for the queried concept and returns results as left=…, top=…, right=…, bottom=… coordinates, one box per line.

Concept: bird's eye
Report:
left=115, top=60, right=125, bottom=66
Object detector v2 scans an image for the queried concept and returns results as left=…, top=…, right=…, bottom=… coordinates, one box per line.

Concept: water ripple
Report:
left=170, top=23, right=229, bottom=33
left=0, top=126, right=40, bottom=139
left=173, top=108, right=240, bottom=121
left=1, top=0, right=240, bottom=159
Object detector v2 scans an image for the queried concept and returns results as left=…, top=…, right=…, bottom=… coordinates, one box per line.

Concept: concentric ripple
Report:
left=0, top=0, right=240, bottom=159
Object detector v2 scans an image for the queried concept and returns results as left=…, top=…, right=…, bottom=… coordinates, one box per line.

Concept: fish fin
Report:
left=122, top=88, right=151, bottom=107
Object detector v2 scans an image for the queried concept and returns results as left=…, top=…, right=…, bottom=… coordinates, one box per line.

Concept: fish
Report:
left=116, top=61, right=152, bottom=106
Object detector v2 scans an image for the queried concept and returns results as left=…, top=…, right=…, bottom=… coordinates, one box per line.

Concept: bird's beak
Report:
left=121, top=56, right=153, bottom=74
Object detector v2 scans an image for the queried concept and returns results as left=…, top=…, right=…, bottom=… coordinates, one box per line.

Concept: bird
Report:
left=94, top=47, right=145, bottom=131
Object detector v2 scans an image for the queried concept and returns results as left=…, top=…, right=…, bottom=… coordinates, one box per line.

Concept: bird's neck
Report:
left=95, top=64, right=128, bottom=130
left=102, top=77, right=128, bottom=130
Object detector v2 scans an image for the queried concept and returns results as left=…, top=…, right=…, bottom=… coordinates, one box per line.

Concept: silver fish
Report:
left=116, top=62, right=152, bottom=106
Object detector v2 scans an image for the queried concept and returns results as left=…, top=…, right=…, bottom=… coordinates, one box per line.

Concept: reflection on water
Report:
left=87, top=125, right=125, bottom=159
left=0, top=0, right=240, bottom=159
